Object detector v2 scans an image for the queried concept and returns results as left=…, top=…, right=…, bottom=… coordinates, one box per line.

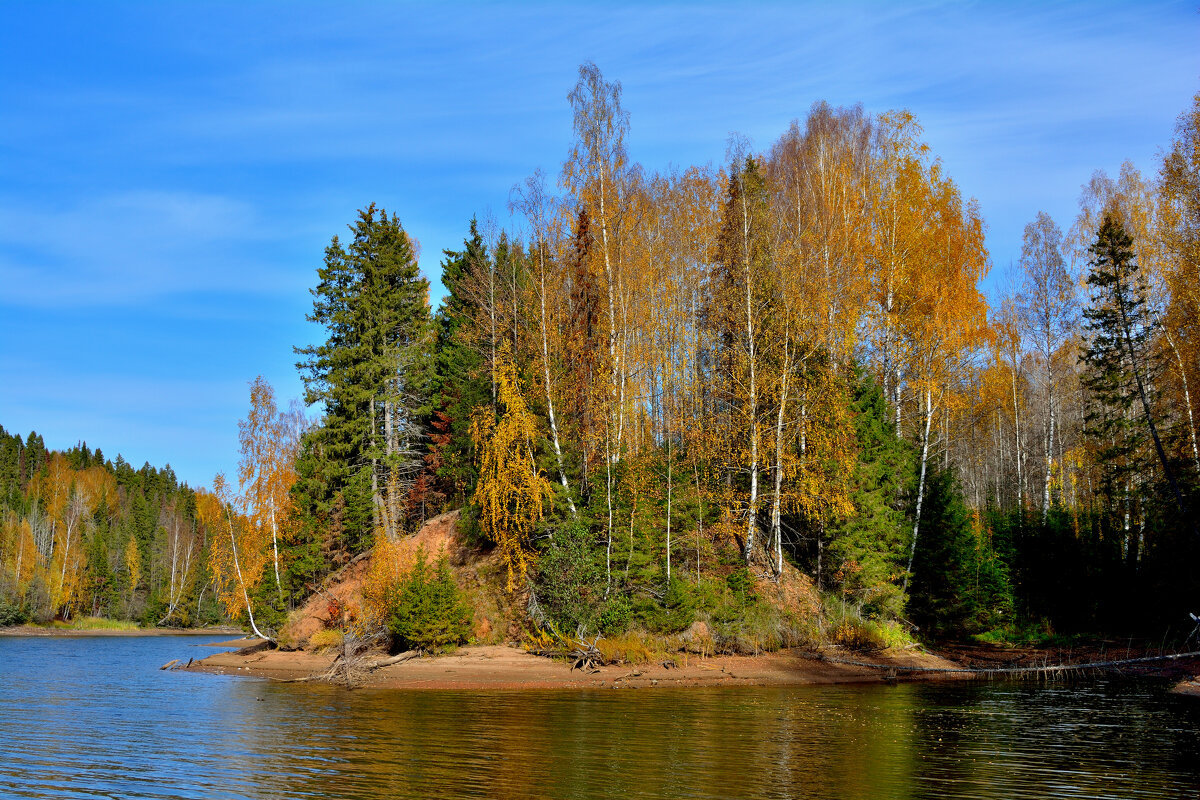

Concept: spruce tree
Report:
left=295, top=204, right=431, bottom=551
left=1081, top=213, right=1194, bottom=539
left=426, top=219, right=492, bottom=502
left=826, top=370, right=915, bottom=618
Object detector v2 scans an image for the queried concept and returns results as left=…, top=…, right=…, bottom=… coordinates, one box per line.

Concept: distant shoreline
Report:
left=0, top=624, right=245, bottom=638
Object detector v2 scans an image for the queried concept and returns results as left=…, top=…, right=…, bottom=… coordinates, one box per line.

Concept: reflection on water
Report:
left=1, top=636, right=1197, bottom=799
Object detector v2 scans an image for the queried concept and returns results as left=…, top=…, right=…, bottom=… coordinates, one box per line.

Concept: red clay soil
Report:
left=183, top=642, right=964, bottom=689
left=278, top=510, right=465, bottom=649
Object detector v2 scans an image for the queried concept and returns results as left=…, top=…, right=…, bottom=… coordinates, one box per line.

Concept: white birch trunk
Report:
left=904, top=388, right=933, bottom=593
left=769, top=335, right=790, bottom=578
left=225, top=506, right=269, bottom=641
left=536, top=241, right=576, bottom=517
left=741, top=179, right=760, bottom=562
left=1165, top=328, right=1200, bottom=474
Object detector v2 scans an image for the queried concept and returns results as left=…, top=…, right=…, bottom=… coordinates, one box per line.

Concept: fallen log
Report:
left=235, top=641, right=272, bottom=656
left=366, top=650, right=420, bottom=671
left=568, top=634, right=606, bottom=672
left=159, top=659, right=180, bottom=671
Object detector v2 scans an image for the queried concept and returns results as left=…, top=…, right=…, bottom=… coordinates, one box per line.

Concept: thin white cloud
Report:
left=0, top=190, right=307, bottom=306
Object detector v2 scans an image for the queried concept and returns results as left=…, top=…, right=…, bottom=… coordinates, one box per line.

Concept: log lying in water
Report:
left=821, top=649, right=1200, bottom=679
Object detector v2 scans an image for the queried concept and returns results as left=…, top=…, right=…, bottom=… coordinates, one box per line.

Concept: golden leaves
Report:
left=470, top=346, right=554, bottom=592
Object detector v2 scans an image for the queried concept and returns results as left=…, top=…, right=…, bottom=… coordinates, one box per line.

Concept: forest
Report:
left=3, top=65, right=1198, bottom=651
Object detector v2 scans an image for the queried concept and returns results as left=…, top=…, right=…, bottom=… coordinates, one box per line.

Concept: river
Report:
left=1, top=634, right=1197, bottom=799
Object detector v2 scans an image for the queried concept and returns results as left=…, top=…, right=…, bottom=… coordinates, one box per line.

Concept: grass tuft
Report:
left=53, top=617, right=140, bottom=631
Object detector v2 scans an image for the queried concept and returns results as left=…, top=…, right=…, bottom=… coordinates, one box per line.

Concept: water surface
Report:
left=1, top=635, right=1197, bottom=799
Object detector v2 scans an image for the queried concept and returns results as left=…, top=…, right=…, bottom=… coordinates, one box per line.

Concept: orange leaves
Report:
left=199, top=474, right=268, bottom=629
left=24, top=454, right=114, bottom=615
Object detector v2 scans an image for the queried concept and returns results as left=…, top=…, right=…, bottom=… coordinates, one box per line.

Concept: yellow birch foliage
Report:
left=0, top=513, right=36, bottom=590
left=124, top=535, right=141, bottom=597
left=238, top=376, right=301, bottom=594
left=471, top=346, right=554, bottom=591
left=363, top=533, right=406, bottom=625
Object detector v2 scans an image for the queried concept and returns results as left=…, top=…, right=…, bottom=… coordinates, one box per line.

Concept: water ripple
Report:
left=2, top=637, right=1198, bottom=799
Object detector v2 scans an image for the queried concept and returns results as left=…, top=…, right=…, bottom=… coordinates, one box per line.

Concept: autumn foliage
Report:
left=470, top=346, right=554, bottom=591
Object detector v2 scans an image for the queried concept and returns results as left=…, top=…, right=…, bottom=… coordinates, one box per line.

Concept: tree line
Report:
left=0, top=428, right=228, bottom=626
left=3, top=65, right=1197, bottom=644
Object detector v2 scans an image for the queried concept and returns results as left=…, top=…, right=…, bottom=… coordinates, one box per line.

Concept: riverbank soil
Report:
left=182, top=643, right=964, bottom=689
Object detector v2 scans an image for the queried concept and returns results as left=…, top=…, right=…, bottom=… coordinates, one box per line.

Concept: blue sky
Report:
left=1, top=1, right=1196, bottom=488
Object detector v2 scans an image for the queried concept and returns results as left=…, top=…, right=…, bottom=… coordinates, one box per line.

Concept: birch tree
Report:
left=1018, top=212, right=1076, bottom=519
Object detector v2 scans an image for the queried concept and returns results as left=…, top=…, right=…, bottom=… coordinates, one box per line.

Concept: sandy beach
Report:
left=182, top=642, right=967, bottom=689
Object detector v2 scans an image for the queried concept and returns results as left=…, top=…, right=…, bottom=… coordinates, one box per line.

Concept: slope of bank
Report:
left=179, top=510, right=1200, bottom=692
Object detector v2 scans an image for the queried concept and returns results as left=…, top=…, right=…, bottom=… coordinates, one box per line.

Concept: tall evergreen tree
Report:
left=1081, top=213, right=1195, bottom=539
left=295, top=204, right=431, bottom=551
left=426, top=219, right=493, bottom=503
left=908, top=466, right=1011, bottom=636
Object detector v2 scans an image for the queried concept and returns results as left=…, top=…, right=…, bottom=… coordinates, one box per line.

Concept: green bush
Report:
left=725, top=567, right=755, bottom=603
left=0, top=595, right=28, bottom=627
left=385, top=547, right=473, bottom=653
left=140, top=596, right=168, bottom=628
left=596, top=594, right=632, bottom=634
left=532, top=521, right=604, bottom=635
left=639, top=578, right=696, bottom=634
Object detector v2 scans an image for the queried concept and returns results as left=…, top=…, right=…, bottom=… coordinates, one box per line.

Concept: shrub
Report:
left=828, top=611, right=913, bottom=652
left=308, top=628, right=344, bottom=652
left=595, top=594, right=631, bottom=634
left=532, top=521, right=604, bottom=634
left=0, top=595, right=27, bottom=627
left=384, top=547, right=473, bottom=653
left=595, top=631, right=659, bottom=664
left=638, top=578, right=696, bottom=634
left=725, top=567, right=755, bottom=604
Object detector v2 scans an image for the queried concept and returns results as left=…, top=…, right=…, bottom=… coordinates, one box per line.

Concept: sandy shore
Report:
left=182, top=643, right=967, bottom=689
left=0, top=624, right=243, bottom=638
